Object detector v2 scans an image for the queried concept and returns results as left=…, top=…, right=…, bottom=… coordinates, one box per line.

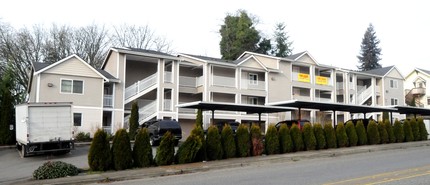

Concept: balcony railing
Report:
left=164, top=72, right=173, bottom=83
left=315, top=97, right=332, bottom=103
left=179, top=75, right=204, bottom=87
left=292, top=94, right=311, bottom=101
left=124, top=73, right=158, bottom=100
left=315, top=76, right=332, bottom=86
left=164, top=99, right=172, bottom=111
left=292, top=72, right=310, bottom=83
left=241, top=79, right=265, bottom=90
left=103, top=95, right=113, bottom=107
left=102, top=126, right=112, bottom=134
left=212, top=75, right=235, bottom=87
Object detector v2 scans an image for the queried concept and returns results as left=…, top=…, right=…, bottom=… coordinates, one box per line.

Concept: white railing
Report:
left=179, top=75, right=204, bottom=87
left=102, top=126, right=112, bottom=134
left=315, top=97, right=332, bottom=103
left=357, top=86, right=372, bottom=104
left=212, top=75, right=235, bottom=87
left=241, top=79, right=265, bottom=90
left=124, top=73, right=158, bottom=100
left=292, top=72, right=311, bottom=82
left=138, top=100, right=157, bottom=123
left=103, top=95, right=113, bottom=107
left=196, top=76, right=204, bottom=87
left=164, top=72, right=173, bottom=83
left=293, top=95, right=311, bottom=101
left=164, top=99, right=172, bottom=111
left=178, top=102, right=197, bottom=114
left=336, top=82, right=344, bottom=89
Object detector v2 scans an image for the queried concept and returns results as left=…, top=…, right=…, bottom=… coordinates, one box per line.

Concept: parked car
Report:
left=275, top=119, right=310, bottom=130
left=140, top=119, right=182, bottom=146
left=344, top=118, right=378, bottom=129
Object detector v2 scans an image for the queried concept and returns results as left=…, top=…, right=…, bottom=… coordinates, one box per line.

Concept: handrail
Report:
left=124, top=73, right=158, bottom=100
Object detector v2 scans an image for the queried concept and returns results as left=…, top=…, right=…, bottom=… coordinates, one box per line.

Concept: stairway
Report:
left=124, top=73, right=158, bottom=104
left=124, top=100, right=157, bottom=127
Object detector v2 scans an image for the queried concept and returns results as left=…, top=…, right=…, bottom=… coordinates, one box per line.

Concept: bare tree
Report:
left=42, top=24, right=74, bottom=64
left=73, top=24, right=110, bottom=68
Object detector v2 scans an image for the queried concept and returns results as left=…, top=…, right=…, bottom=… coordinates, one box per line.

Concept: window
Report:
left=389, top=80, right=398, bottom=89
left=249, top=73, right=258, bottom=85
left=427, top=97, right=430, bottom=105
left=73, top=113, right=82, bottom=126
left=248, top=97, right=258, bottom=105
left=61, top=79, right=83, bottom=94
left=390, top=98, right=398, bottom=105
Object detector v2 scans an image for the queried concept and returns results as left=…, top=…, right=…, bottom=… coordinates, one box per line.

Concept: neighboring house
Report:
left=404, top=68, right=430, bottom=108
left=28, top=54, right=120, bottom=136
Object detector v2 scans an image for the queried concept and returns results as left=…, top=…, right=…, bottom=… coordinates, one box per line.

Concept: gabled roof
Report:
left=32, top=62, right=51, bottom=72
left=237, top=51, right=288, bottom=61
left=361, top=66, right=394, bottom=76
left=405, top=68, right=430, bottom=79
left=181, top=53, right=231, bottom=63
left=96, top=69, right=120, bottom=83
left=417, top=68, right=430, bottom=75
left=285, top=51, right=307, bottom=61
left=113, top=47, right=175, bottom=58
left=235, top=55, right=268, bottom=71
left=102, top=47, right=178, bottom=69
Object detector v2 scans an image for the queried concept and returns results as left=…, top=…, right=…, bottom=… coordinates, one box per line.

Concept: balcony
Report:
left=315, top=97, right=332, bottom=103
left=103, top=95, right=113, bottom=107
left=241, top=79, right=265, bottom=90
left=293, top=94, right=311, bottom=101
left=292, top=72, right=310, bottom=83
left=411, top=87, right=426, bottom=96
left=212, top=75, right=235, bottom=87
left=179, top=76, right=204, bottom=87
left=315, top=76, right=332, bottom=86
left=336, top=82, right=344, bottom=94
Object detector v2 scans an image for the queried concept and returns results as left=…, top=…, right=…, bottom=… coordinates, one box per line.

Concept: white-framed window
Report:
left=74, top=113, right=82, bottom=126
left=390, top=98, right=398, bottom=105
left=427, top=97, right=430, bottom=105
left=248, top=97, right=258, bottom=105
left=61, top=79, right=83, bottom=94
left=389, top=79, right=398, bottom=89
left=249, top=73, right=258, bottom=85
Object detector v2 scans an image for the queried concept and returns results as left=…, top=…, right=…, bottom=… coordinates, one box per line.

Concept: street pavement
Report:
left=6, top=140, right=430, bottom=185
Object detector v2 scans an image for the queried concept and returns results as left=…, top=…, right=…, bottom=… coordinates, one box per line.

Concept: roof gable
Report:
left=236, top=55, right=267, bottom=70
left=361, top=66, right=393, bottom=76
left=286, top=51, right=319, bottom=66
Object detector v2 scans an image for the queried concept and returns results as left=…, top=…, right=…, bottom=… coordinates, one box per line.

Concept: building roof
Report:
left=361, top=66, right=394, bottom=76
left=177, top=101, right=297, bottom=114
left=285, top=51, right=307, bottom=61
left=113, top=47, right=175, bottom=58
left=181, top=53, right=231, bottom=63
left=417, top=68, right=430, bottom=75
left=32, top=62, right=51, bottom=72
left=96, top=69, right=120, bottom=82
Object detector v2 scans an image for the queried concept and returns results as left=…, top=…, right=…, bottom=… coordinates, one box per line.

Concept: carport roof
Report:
left=176, top=101, right=297, bottom=114
left=394, top=106, right=430, bottom=116
left=267, top=100, right=397, bottom=113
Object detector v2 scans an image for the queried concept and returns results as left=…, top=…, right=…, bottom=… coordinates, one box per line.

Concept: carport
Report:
left=394, top=106, right=430, bottom=118
left=176, top=101, right=297, bottom=124
left=267, top=100, right=397, bottom=125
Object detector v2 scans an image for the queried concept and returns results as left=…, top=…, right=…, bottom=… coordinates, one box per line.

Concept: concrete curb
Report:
left=11, top=140, right=430, bottom=185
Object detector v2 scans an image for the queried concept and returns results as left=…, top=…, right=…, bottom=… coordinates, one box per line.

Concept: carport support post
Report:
left=364, top=112, right=366, bottom=119
left=258, top=112, right=262, bottom=123
left=211, top=109, right=215, bottom=125
left=298, top=107, right=302, bottom=120
left=390, top=111, right=393, bottom=125
left=333, top=110, right=337, bottom=127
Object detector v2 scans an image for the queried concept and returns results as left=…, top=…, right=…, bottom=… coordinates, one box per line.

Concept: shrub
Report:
left=175, top=133, right=202, bottom=164
left=410, top=118, right=420, bottom=141
left=367, top=120, right=380, bottom=145
left=192, top=126, right=207, bottom=162
left=393, top=119, right=404, bottom=142
left=221, top=124, right=236, bottom=159
left=355, top=120, right=367, bottom=145
left=155, top=131, right=175, bottom=166
left=403, top=120, right=414, bottom=142
left=236, top=124, right=250, bottom=157
left=206, top=125, right=223, bottom=161
left=264, top=124, right=279, bottom=155
left=75, top=132, right=91, bottom=142
left=33, top=161, right=79, bottom=180
left=129, top=101, right=139, bottom=140
left=111, top=129, right=133, bottom=170
left=278, top=124, right=293, bottom=153
left=335, top=122, right=348, bottom=148
left=88, top=129, right=111, bottom=171
left=324, top=123, right=337, bottom=149
left=418, top=117, right=429, bottom=140
left=290, top=124, right=304, bottom=151
left=378, top=123, right=389, bottom=144
left=251, top=124, right=264, bottom=156
left=345, top=122, right=358, bottom=147
left=302, top=123, right=317, bottom=151
left=196, top=109, right=203, bottom=127
left=383, top=120, right=396, bottom=143
left=133, top=128, right=153, bottom=168
left=313, top=123, right=326, bottom=150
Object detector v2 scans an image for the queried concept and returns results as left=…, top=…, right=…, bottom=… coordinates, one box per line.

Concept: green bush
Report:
left=324, top=123, right=337, bottom=149
left=313, top=123, right=326, bottom=150
left=191, top=126, right=207, bottom=162
left=133, top=128, right=153, bottom=168
left=345, top=122, right=358, bottom=147
left=367, top=120, right=380, bottom=145
left=75, top=132, right=91, bottom=142
left=378, top=123, right=389, bottom=144
left=393, top=119, right=404, bottom=142
left=155, top=131, right=175, bottom=166
left=175, top=133, right=202, bottom=164
left=206, top=125, right=223, bottom=161
left=196, top=109, right=203, bottom=127
left=403, top=120, right=414, bottom=142
left=88, top=129, right=112, bottom=171
left=129, top=101, right=139, bottom=140
left=251, top=124, right=264, bottom=156
left=264, top=124, right=279, bottom=155
left=410, top=118, right=420, bottom=141
left=302, top=123, right=317, bottom=151
left=278, top=124, right=293, bottom=153
left=355, top=120, right=367, bottom=145
left=335, top=122, right=348, bottom=148
left=33, top=161, right=79, bottom=180
left=236, top=124, right=250, bottom=157
left=221, top=124, right=236, bottom=159
left=111, top=129, right=133, bottom=170
left=383, top=120, right=396, bottom=143
left=290, top=124, right=304, bottom=151
left=418, top=117, right=429, bottom=140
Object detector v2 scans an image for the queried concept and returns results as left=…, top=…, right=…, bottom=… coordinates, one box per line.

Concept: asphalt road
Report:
left=102, top=146, right=430, bottom=185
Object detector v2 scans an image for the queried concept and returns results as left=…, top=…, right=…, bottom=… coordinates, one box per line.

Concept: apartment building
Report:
left=404, top=68, right=430, bottom=108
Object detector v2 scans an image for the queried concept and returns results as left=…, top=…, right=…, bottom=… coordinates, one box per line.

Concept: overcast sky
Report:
left=1, top=0, right=428, bottom=76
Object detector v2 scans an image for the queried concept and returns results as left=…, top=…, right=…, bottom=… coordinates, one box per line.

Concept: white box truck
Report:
left=15, top=102, right=75, bottom=157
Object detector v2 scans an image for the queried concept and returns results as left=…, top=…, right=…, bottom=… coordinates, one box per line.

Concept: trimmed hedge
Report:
left=175, top=132, right=202, bottom=164
left=378, top=123, right=389, bottom=144
left=112, top=129, right=133, bottom=170
left=403, top=120, right=414, bottom=142
left=335, top=122, right=348, bottom=148
left=155, top=131, right=175, bottom=166
left=264, top=124, right=279, bottom=155
left=33, top=161, right=79, bottom=180
left=278, top=124, right=293, bottom=153
left=236, top=124, right=250, bottom=157
left=303, top=123, right=316, bottom=151
left=129, top=101, right=139, bottom=140
left=355, top=120, right=368, bottom=145
left=221, top=124, right=236, bottom=159
left=410, top=118, right=420, bottom=141
left=367, top=120, right=380, bottom=145
left=418, top=117, right=429, bottom=140
left=206, top=125, right=223, bottom=161
left=324, top=123, right=337, bottom=149
left=345, top=122, right=358, bottom=147
left=251, top=124, right=264, bottom=156
left=133, top=128, right=153, bottom=168
left=88, top=129, right=112, bottom=171
left=313, top=123, right=326, bottom=150
left=393, top=119, right=404, bottom=142
left=191, top=126, right=207, bottom=162
left=290, top=124, right=304, bottom=151
left=383, top=120, right=396, bottom=143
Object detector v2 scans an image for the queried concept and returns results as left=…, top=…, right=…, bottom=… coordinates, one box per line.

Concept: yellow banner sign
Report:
left=316, top=76, right=328, bottom=85
left=298, top=73, right=310, bottom=83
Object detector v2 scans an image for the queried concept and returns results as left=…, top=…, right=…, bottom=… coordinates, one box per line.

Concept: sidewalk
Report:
left=12, top=140, right=430, bottom=185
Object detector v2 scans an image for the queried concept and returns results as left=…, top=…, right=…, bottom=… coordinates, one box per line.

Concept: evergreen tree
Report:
left=302, top=123, right=317, bottom=151
left=195, top=109, right=203, bottom=128
left=356, top=121, right=368, bottom=145
left=221, top=124, right=236, bottom=159
left=206, top=125, right=222, bottom=161
left=272, top=22, right=293, bottom=57
left=250, top=124, right=264, bottom=156
left=324, top=123, right=337, bottom=149
left=255, top=38, right=272, bottom=55
left=378, top=123, right=389, bottom=144
left=418, top=117, right=428, bottom=140
left=265, top=124, right=280, bottom=155
left=393, top=119, right=405, bottom=142
left=0, top=70, right=15, bottom=145
left=88, top=129, right=112, bottom=171
left=133, top=128, right=153, bottom=168
left=175, top=133, right=202, bottom=164
left=410, top=118, right=420, bottom=141
left=383, top=120, right=396, bottom=143
left=367, top=120, right=380, bottom=145
left=191, top=125, right=207, bottom=162
left=236, top=124, right=250, bottom=157
left=313, top=123, right=326, bottom=150
left=336, top=122, right=348, bottom=148
left=403, top=120, right=414, bottom=142
left=290, top=124, right=304, bottom=151
left=155, top=131, right=175, bottom=166
left=345, top=122, right=358, bottom=147
left=128, top=101, right=139, bottom=140
left=278, top=124, right=293, bottom=153
left=111, top=129, right=133, bottom=170
left=357, top=23, right=382, bottom=71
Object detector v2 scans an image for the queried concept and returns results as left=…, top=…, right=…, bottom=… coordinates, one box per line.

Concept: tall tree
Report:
left=72, top=24, right=109, bottom=68
left=272, top=22, right=293, bottom=57
left=0, top=69, right=16, bottom=144
left=255, top=38, right=272, bottom=55
left=219, top=10, right=261, bottom=60
left=42, top=24, right=74, bottom=64
left=357, top=23, right=382, bottom=71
